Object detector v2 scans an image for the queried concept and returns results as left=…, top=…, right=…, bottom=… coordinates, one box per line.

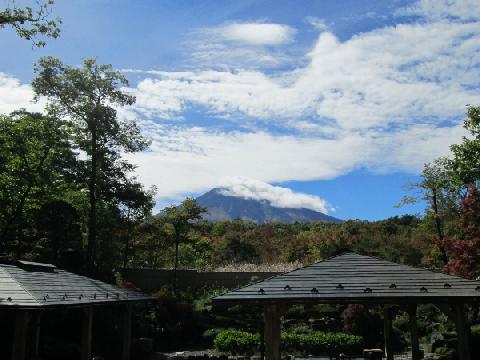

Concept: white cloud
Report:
left=185, top=22, right=298, bottom=69
left=218, top=176, right=330, bottom=213
left=206, top=23, right=295, bottom=46
left=129, top=21, right=480, bottom=129
left=126, top=122, right=466, bottom=206
left=305, top=16, right=329, bottom=31
left=2, top=0, right=478, bottom=210
left=122, top=0, right=480, bottom=205
left=397, top=0, right=480, bottom=21
left=0, top=72, right=44, bottom=114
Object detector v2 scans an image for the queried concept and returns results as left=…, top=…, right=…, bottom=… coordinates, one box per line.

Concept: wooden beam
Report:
left=264, top=304, right=281, bottom=360
left=122, top=304, right=133, bottom=360
left=383, top=306, right=394, bottom=360
left=407, top=304, right=421, bottom=360
left=454, top=303, right=471, bottom=360
left=12, top=311, right=31, bottom=360
left=81, top=307, right=94, bottom=360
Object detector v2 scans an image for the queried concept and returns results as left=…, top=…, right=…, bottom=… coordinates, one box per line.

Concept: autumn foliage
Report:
left=438, top=185, right=480, bottom=279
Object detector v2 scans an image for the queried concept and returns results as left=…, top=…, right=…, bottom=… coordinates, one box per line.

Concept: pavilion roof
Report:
left=0, top=261, right=151, bottom=309
left=213, top=251, right=480, bottom=305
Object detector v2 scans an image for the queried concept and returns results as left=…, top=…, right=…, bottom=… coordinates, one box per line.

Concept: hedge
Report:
left=282, top=332, right=363, bottom=355
left=214, top=329, right=363, bottom=355
left=214, top=329, right=260, bottom=355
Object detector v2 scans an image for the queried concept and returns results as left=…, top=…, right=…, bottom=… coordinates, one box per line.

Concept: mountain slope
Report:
left=196, top=188, right=342, bottom=224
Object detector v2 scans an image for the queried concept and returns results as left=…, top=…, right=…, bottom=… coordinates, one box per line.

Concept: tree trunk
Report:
left=173, top=234, right=179, bottom=296
left=432, top=188, right=448, bottom=264
left=87, top=126, right=98, bottom=273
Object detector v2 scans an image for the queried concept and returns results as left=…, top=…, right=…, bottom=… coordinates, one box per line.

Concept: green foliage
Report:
left=0, top=111, right=76, bottom=256
left=434, top=346, right=456, bottom=360
left=32, top=57, right=154, bottom=270
left=161, top=199, right=207, bottom=263
left=214, top=329, right=260, bottom=355
left=34, top=199, right=83, bottom=270
left=130, top=214, right=435, bottom=272
left=451, top=105, right=480, bottom=184
left=0, top=0, right=61, bottom=47
left=213, top=329, right=363, bottom=356
left=282, top=331, right=363, bottom=355
left=192, top=287, right=226, bottom=312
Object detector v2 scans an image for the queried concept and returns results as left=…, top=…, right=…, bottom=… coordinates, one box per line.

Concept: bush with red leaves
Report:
left=437, top=185, right=480, bottom=279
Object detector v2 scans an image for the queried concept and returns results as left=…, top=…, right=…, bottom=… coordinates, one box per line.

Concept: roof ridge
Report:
left=310, top=251, right=480, bottom=283
left=0, top=265, right=40, bottom=304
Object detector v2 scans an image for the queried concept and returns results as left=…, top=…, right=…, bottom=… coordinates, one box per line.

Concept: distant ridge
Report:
left=196, top=188, right=342, bottom=224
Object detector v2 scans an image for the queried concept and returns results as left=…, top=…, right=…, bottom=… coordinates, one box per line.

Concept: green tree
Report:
left=162, top=198, right=207, bottom=295
left=34, top=199, right=83, bottom=269
left=398, top=158, right=464, bottom=264
left=130, top=216, right=170, bottom=269
left=0, top=110, right=75, bottom=257
left=32, top=57, right=152, bottom=272
left=0, top=0, right=61, bottom=47
left=451, top=105, right=480, bottom=184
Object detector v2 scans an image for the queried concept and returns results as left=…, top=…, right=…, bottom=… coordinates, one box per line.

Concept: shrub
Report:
left=214, top=329, right=363, bottom=356
left=282, top=331, right=363, bottom=355
left=434, top=346, right=456, bottom=360
left=214, top=329, right=260, bottom=355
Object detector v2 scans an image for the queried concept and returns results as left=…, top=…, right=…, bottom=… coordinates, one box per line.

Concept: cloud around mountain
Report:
left=218, top=177, right=330, bottom=213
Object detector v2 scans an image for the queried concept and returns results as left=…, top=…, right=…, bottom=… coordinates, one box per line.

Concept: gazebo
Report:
left=0, top=260, right=151, bottom=360
left=213, top=251, right=480, bottom=360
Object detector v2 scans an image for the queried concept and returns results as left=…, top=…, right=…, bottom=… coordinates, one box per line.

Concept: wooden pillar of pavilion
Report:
left=407, top=304, right=421, bottom=360
left=264, top=304, right=281, bottom=360
left=454, top=303, right=471, bottom=360
left=437, top=303, right=471, bottom=360
left=81, top=307, right=94, bottom=360
left=33, top=312, right=42, bottom=358
left=383, top=306, right=394, bottom=360
left=12, top=311, right=31, bottom=360
left=122, top=304, right=133, bottom=360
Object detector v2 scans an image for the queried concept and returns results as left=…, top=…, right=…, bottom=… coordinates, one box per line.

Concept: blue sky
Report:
left=1, top=0, right=479, bottom=220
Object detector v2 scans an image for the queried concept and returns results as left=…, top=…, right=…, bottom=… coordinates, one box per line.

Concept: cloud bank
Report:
left=0, top=73, right=43, bottom=114
left=219, top=177, right=329, bottom=213
left=2, top=0, right=479, bottom=209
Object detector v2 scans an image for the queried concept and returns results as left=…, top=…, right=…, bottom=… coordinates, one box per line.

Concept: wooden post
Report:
left=81, top=307, right=94, bottom=360
left=264, top=304, right=281, bottom=360
left=383, top=306, right=394, bottom=360
left=122, top=304, right=133, bottom=360
left=12, top=311, right=31, bottom=360
left=407, top=304, right=421, bottom=360
left=454, top=303, right=471, bottom=360
left=260, top=319, right=265, bottom=360
left=33, top=312, right=42, bottom=358
left=436, top=303, right=471, bottom=360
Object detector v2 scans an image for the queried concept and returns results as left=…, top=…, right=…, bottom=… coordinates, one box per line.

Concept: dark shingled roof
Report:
left=213, top=251, right=480, bottom=305
left=0, top=261, right=151, bottom=309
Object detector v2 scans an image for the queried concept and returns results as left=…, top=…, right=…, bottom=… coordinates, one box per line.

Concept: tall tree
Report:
left=162, top=198, right=207, bottom=295
left=451, top=105, right=480, bottom=184
left=0, top=0, right=61, bottom=47
left=398, top=156, right=466, bottom=266
left=0, top=110, right=75, bottom=257
left=32, top=57, right=151, bottom=272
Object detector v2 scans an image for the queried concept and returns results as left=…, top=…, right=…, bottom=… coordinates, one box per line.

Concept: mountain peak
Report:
left=196, top=188, right=342, bottom=224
